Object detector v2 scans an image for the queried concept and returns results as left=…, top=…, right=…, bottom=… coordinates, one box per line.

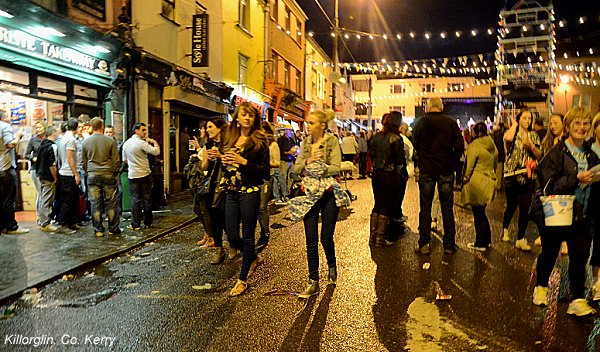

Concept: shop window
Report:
left=239, top=0, right=249, bottom=30
left=0, top=67, right=29, bottom=95
left=37, top=76, right=66, bottom=101
left=74, top=85, right=98, bottom=106
left=238, top=54, right=248, bottom=84
left=148, top=84, right=163, bottom=109
left=161, top=0, right=176, bottom=22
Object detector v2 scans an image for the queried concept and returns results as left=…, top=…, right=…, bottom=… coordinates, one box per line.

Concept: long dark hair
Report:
left=206, top=117, right=227, bottom=143
left=515, top=109, right=533, bottom=131
left=224, top=102, right=267, bottom=153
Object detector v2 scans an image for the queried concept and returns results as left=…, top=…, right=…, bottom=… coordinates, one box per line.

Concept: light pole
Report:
left=331, top=0, right=339, bottom=115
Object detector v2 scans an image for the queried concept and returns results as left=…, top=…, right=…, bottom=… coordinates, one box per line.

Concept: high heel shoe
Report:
left=210, top=248, right=225, bottom=265
left=200, top=237, right=215, bottom=248
left=196, top=234, right=209, bottom=246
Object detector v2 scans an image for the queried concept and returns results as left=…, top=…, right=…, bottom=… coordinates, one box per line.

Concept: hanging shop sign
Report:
left=175, top=69, right=232, bottom=103
left=233, top=95, right=269, bottom=119
left=191, top=14, right=209, bottom=67
left=0, top=24, right=110, bottom=77
left=73, top=0, right=106, bottom=21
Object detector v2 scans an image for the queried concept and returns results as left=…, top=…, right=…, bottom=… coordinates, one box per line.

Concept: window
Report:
left=284, top=62, right=291, bottom=88
left=239, top=0, right=249, bottom=30
left=389, top=84, right=405, bottom=94
left=238, top=54, right=248, bottom=84
left=296, top=19, right=302, bottom=42
left=389, top=106, right=406, bottom=116
left=447, top=83, right=464, bottom=92
left=161, top=0, right=175, bottom=22
left=421, top=83, right=435, bottom=93
left=272, top=0, right=279, bottom=21
left=295, top=69, right=302, bottom=93
left=272, top=52, right=279, bottom=79
left=285, top=6, right=291, bottom=31
left=353, top=80, right=370, bottom=92
left=315, top=71, right=325, bottom=100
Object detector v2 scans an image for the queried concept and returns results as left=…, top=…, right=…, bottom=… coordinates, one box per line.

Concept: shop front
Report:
left=0, top=2, right=118, bottom=209
left=264, top=80, right=310, bottom=131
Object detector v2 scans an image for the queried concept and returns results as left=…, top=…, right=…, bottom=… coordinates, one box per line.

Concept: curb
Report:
left=0, top=215, right=198, bottom=305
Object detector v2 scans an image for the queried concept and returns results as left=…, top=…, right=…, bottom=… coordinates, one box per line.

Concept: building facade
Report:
left=305, top=36, right=332, bottom=112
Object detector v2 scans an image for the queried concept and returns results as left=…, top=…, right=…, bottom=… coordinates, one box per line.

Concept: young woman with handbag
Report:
left=502, top=109, right=543, bottom=251
left=530, top=107, right=599, bottom=316
left=221, top=103, right=270, bottom=297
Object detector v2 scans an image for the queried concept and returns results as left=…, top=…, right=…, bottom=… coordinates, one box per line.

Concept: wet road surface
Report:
left=1, top=179, right=599, bottom=351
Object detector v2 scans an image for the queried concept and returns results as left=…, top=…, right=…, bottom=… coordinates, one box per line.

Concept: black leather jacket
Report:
left=368, top=131, right=407, bottom=175
left=530, top=139, right=600, bottom=224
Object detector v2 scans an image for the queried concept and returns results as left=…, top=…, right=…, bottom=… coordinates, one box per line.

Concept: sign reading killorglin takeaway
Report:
left=191, top=14, right=209, bottom=67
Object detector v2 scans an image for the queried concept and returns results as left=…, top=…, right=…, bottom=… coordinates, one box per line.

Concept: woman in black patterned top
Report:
left=221, top=102, right=270, bottom=296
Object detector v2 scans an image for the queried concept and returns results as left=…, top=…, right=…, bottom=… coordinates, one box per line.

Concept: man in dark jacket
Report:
left=35, top=126, right=60, bottom=232
left=413, top=97, right=464, bottom=254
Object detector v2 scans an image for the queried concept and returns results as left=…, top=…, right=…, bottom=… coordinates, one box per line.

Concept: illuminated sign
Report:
left=0, top=24, right=109, bottom=76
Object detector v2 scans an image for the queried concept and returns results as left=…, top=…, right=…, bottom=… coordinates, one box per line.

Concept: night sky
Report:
left=296, top=0, right=600, bottom=63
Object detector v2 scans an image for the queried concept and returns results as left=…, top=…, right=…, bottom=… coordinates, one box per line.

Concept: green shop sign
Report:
left=0, top=23, right=110, bottom=80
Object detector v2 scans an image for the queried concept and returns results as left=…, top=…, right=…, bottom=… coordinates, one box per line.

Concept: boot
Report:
left=369, top=213, right=380, bottom=245
left=201, top=237, right=215, bottom=248
left=210, top=248, right=225, bottom=265
left=328, top=267, right=337, bottom=285
left=297, top=279, right=319, bottom=299
left=375, top=215, right=391, bottom=247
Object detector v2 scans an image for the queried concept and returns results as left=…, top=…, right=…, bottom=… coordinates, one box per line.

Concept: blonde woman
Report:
left=589, top=113, right=600, bottom=302
left=289, top=109, right=350, bottom=298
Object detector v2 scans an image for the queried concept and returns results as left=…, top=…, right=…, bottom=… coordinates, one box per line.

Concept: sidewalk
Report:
left=0, top=193, right=197, bottom=303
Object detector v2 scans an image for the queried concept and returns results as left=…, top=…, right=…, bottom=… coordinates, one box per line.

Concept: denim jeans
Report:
left=272, top=167, right=288, bottom=201
left=88, top=173, right=119, bottom=233
left=225, top=191, right=261, bottom=281
left=0, top=168, right=18, bottom=232
left=129, top=175, right=153, bottom=228
left=258, top=181, right=272, bottom=235
left=58, top=175, right=79, bottom=227
left=418, top=173, right=456, bottom=249
left=38, top=180, right=56, bottom=227
left=303, top=191, right=340, bottom=281
left=472, top=205, right=491, bottom=247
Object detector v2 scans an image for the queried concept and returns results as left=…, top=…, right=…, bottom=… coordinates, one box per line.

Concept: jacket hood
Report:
left=473, top=135, right=496, bottom=154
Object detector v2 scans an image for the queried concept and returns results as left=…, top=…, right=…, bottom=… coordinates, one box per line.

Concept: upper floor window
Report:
left=284, top=62, right=291, bottom=88
left=272, top=0, right=279, bottom=21
left=421, top=83, right=435, bottom=93
left=272, top=52, right=279, bottom=79
left=353, top=80, right=369, bottom=92
left=315, top=71, right=325, bottom=99
left=447, top=83, right=464, bottom=92
left=239, top=0, right=249, bottom=30
left=296, top=19, right=302, bottom=42
left=239, top=54, right=248, bottom=84
left=389, top=106, right=406, bottom=116
left=295, top=69, right=302, bottom=93
left=285, top=6, right=291, bottom=31
left=161, top=0, right=176, bottom=22
left=389, top=84, right=406, bottom=94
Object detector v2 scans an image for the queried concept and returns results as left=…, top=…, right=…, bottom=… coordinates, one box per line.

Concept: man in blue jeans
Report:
left=122, top=122, right=160, bottom=230
left=412, top=97, right=464, bottom=254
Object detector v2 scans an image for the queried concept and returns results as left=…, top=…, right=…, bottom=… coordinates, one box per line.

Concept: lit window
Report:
left=238, top=54, right=248, bottom=84
left=239, top=0, right=249, bottom=30
left=284, top=62, right=291, bottom=88
left=285, top=6, right=291, bottom=32
left=161, top=0, right=175, bottom=22
left=295, top=69, right=302, bottom=93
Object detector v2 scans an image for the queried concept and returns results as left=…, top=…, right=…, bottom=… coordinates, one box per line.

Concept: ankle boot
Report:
left=369, top=213, right=380, bottom=245
left=210, top=248, right=225, bottom=265
left=375, top=215, right=391, bottom=247
left=297, top=279, right=319, bottom=299
left=201, top=237, right=215, bottom=248
left=328, top=267, right=337, bottom=285
left=196, top=234, right=209, bottom=246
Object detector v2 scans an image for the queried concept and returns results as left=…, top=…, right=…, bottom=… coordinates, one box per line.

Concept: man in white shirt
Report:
left=122, top=122, right=160, bottom=230
left=56, top=118, right=81, bottom=231
left=0, top=110, right=28, bottom=234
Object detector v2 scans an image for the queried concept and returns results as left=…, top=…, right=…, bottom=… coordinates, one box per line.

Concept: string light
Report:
left=455, top=31, right=461, bottom=37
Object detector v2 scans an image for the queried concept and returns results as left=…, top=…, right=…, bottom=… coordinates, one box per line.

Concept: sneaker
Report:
left=444, top=245, right=458, bottom=254
left=532, top=286, right=548, bottom=306
left=297, top=279, right=319, bottom=299
left=515, top=238, right=531, bottom=252
left=40, top=224, right=59, bottom=232
left=502, top=228, right=511, bottom=242
left=467, top=243, right=488, bottom=252
left=229, top=280, right=248, bottom=297
left=95, top=231, right=104, bottom=237
left=534, top=236, right=542, bottom=246
left=5, top=228, right=29, bottom=235
left=328, top=267, right=337, bottom=285
left=108, top=228, right=123, bottom=235
left=127, top=225, right=142, bottom=231
left=415, top=243, right=431, bottom=255
left=566, top=299, right=596, bottom=316
left=591, top=282, right=600, bottom=302
left=275, top=199, right=287, bottom=206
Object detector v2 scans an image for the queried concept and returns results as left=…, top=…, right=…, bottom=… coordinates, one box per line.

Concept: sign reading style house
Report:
left=191, top=14, right=209, bottom=67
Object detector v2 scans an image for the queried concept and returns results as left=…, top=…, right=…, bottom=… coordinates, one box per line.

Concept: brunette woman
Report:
left=257, top=121, right=280, bottom=249
left=197, top=118, right=228, bottom=264
left=289, top=109, right=350, bottom=298
left=531, top=107, right=599, bottom=316
left=369, top=112, right=406, bottom=247
left=502, top=109, right=543, bottom=251
left=589, top=113, right=600, bottom=302
left=222, top=103, right=270, bottom=296
left=462, top=122, right=498, bottom=251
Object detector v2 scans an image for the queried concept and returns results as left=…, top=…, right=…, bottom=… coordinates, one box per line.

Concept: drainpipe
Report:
left=263, top=0, right=270, bottom=92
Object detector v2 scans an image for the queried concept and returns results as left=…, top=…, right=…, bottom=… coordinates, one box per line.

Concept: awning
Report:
left=164, top=85, right=230, bottom=115
left=0, top=1, right=119, bottom=87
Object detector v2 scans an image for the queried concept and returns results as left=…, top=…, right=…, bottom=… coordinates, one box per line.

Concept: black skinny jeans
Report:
left=225, top=191, right=261, bottom=281
left=303, top=191, right=340, bottom=281
left=472, top=205, right=491, bottom=247
left=371, top=170, right=401, bottom=216
left=129, top=175, right=153, bottom=228
left=535, top=219, right=592, bottom=298
left=502, top=181, right=534, bottom=239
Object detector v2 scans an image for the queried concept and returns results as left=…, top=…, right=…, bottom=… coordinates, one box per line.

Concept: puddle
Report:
left=37, top=287, right=118, bottom=308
